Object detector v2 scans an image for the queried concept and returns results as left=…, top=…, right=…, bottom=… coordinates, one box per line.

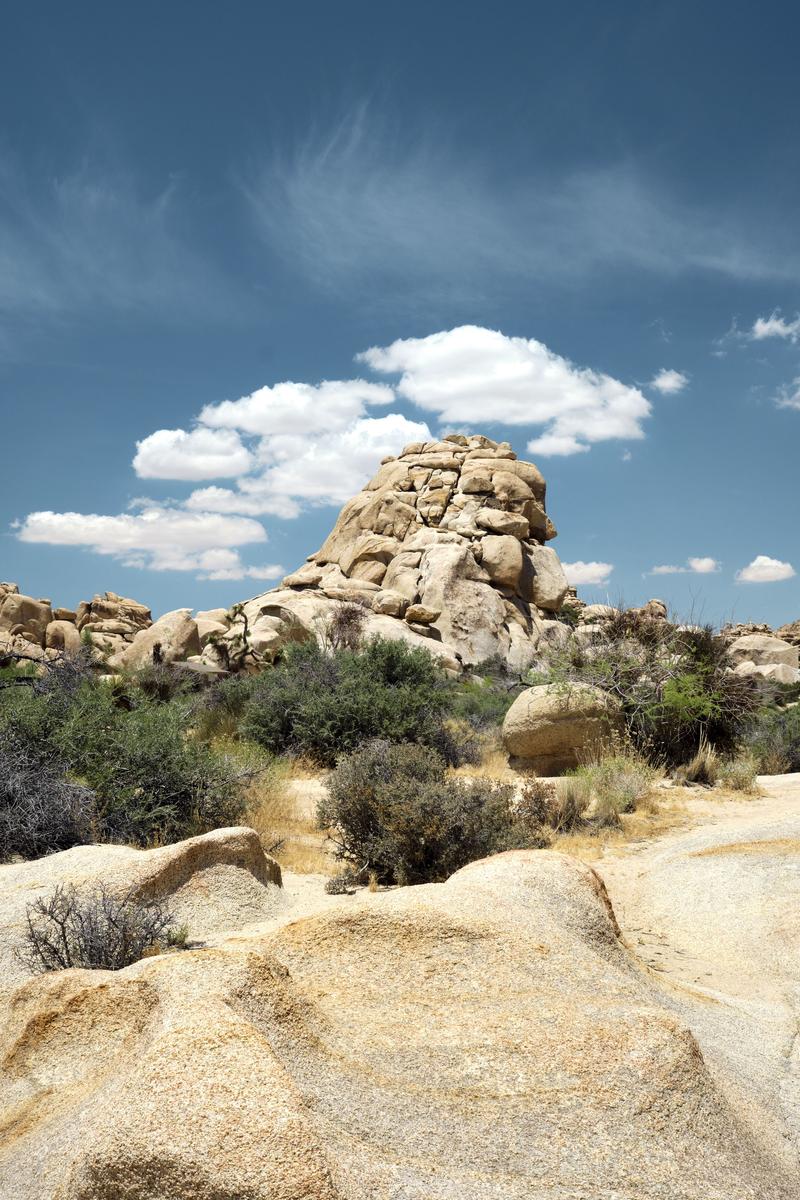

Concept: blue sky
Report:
left=2, top=1, right=799, bottom=625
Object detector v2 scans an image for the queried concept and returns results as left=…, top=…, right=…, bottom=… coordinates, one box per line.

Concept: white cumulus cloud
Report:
left=687, top=556, right=720, bottom=574
left=199, top=378, right=394, bottom=436
left=184, top=413, right=431, bottom=512
left=358, top=326, right=650, bottom=456
left=562, top=561, right=614, bottom=586
left=651, top=557, right=720, bottom=576
left=133, top=427, right=254, bottom=480
left=736, top=555, right=796, bottom=583
left=649, top=368, right=688, bottom=395
left=16, top=506, right=270, bottom=575
left=749, top=311, right=800, bottom=343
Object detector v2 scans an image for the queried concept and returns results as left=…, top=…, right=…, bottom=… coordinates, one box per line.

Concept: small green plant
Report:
left=166, top=923, right=190, bottom=949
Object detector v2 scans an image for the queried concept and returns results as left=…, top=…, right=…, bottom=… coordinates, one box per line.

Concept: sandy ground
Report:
left=596, top=774, right=800, bottom=1169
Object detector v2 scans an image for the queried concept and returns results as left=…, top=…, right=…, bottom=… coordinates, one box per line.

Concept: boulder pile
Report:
left=0, top=584, right=154, bottom=663
left=203, top=434, right=569, bottom=673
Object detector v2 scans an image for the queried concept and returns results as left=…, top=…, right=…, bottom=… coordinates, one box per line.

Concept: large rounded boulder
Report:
left=502, top=682, right=624, bottom=773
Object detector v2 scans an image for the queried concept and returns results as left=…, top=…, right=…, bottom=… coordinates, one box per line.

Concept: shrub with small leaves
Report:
left=324, top=874, right=354, bottom=895
left=718, top=752, right=760, bottom=793
left=0, top=735, right=96, bottom=862
left=319, top=740, right=546, bottom=885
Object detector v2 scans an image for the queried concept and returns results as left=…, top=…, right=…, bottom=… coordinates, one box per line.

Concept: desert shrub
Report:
left=576, top=744, right=660, bottom=815
left=326, top=600, right=369, bottom=651
left=192, top=673, right=256, bottom=743
left=718, top=752, right=760, bottom=793
left=0, top=736, right=96, bottom=862
left=449, top=676, right=517, bottom=731
left=324, top=873, right=355, bottom=895
left=53, top=686, right=247, bottom=845
left=676, top=737, right=719, bottom=785
left=129, top=662, right=196, bottom=704
left=746, top=704, right=800, bottom=774
left=531, top=619, right=758, bottom=766
left=0, top=656, right=251, bottom=854
left=240, top=638, right=463, bottom=766
left=319, top=740, right=545, bottom=884
left=18, top=883, right=175, bottom=972
left=556, top=601, right=582, bottom=628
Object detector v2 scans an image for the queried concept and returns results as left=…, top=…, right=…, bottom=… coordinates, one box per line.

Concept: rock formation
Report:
left=0, top=842, right=792, bottom=1199
left=726, top=632, right=800, bottom=686
left=0, top=584, right=154, bottom=665
left=502, top=681, right=625, bottom=772
left=205, top=435, right=569, bottom=673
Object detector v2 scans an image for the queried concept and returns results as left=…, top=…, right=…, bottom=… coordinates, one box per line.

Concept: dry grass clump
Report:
left=244, top=758, right=334, bottom=873
left=676, top=737, right=719, bottom=786
left=549, top=776, right=594, bottom=833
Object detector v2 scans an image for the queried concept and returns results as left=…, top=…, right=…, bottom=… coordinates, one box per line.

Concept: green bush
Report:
left=747, top=705, right=800, bottom=774
left=530, top=619, right=758, bottom=766
left=318, top=740, right=546, bottom=884
left=448, top=676, right=517, bottom=730
left=0, top=665, right=249, bottom=852
left=53, top=685, right=246, bottom=845
left=238, top=638, right=467, bottom=766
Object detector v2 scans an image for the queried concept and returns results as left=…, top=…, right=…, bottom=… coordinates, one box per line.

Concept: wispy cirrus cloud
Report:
left=0, top=158, right=239, bottom=326
left=749, top=311, right=800, bottom=343
left=775, top=378, right=800, bottom=411
left=244, top=107, right=800, bottom=302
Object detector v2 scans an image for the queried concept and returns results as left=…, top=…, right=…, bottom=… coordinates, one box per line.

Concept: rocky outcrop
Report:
left=209, top=435, right=568, bottom=672
left=727, top=633, right=800, bottom=685
left=0, top=586, right=156, bottom=666
left=109, top=608, right=201, bottom=671
left=502, top=681, right=624, bottom=772
left=0, top=848, right=791, bottom=1199
left=0, top=827, right=284, bottom=1002
left=776, top=619, right=800, bottom=648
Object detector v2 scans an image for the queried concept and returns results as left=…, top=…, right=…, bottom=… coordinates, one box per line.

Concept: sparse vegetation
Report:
left=18, top=883, right=177, bottom=972
left=576, top=743, right=661, bottom=814
left=747, top=704, right=800, bottom=774
left=677, top=737, right=719, bottom=786
left=0, top=736, right=96, bottom=862
left=718, top=752, right=760, bottom=793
